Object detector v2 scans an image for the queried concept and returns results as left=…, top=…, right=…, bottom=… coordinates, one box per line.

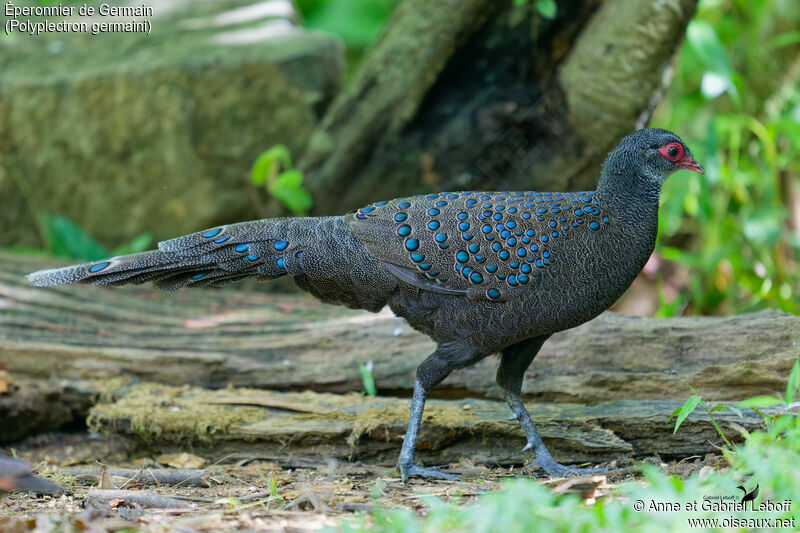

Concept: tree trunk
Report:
left=300, top=0, right=699, bottom=214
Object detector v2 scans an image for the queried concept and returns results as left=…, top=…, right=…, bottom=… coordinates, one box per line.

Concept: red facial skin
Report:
left=658, top=142, right=705, bottom=174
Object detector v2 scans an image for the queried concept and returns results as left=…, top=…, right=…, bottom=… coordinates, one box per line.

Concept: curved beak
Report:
left=677, top=156, right=704, bottom=175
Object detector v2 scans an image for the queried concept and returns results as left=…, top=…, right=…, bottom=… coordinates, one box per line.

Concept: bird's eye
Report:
left=659, top=142, right=684, bottom=162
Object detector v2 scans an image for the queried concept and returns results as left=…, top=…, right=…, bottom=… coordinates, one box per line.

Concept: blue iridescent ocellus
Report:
left=27, top=129, right=704, bottom=482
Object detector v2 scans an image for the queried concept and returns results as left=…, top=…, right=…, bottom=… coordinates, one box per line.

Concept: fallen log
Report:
left=85, top=383, right=773, bottom=468
left=0, top=376, right=90, bottom=443
left=64, top=468, right=211, bottom=488
left=1, top=252, right=796, bottom=405
left=85, top=490, right=189, bottom=509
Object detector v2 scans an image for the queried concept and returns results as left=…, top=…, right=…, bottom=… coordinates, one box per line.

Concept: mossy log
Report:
left=1, top=253, right=795, bottom=460
left=85, top=383, right=773, bottom=467
left=301, top=0, right=699, bottom=214
left=1, top=252, right=797, bottom=405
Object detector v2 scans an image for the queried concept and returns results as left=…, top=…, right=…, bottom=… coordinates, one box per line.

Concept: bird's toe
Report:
left=532, top=456, right=609, bottom=478
left=399, top=462, right=460, bottom=483
left=521, top=444, right=609, bottom=478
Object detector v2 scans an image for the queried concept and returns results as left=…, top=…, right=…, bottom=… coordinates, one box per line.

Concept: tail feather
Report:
left=26, top=217, right=321, bottom=290
left=26, top=216, right=397, bottom=312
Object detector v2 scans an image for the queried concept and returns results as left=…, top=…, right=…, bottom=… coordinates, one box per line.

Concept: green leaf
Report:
left=737, top=395, right=783, bottom=409
left=767, top=413, right=795, bottom=439
left=686, top=20, right=733, bottom=77
left=707, top=414, right=733, bottom=448
left=359, top=362, right=377, bottom=397
left=111, top=232, right=153, bottom=256
left=251, top=145, right=292, bottom=187
left=301, top=0, right=401, bottom=50
left=673, top=395, right=702, bottom=434
left=710, top=404, right=742, bottom=418
left=768, top=30, right=800, bottom=50
left=785, top=359, right=800, bottom=405
left=269, top=170, right=313, bottom=216
left=214, top=496, right=241, bottom=510
left=40, top=214, right=109, bottom=261
left=535, top=0, right=556, bottom=18
left=742, top=207, right=788, bottom=246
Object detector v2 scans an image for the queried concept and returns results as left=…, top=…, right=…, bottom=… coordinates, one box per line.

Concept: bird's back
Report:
left=345, top=188, right=657, bottom=349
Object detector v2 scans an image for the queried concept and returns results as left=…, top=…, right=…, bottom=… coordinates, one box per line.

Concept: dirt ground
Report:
left=0, top=431, right=724, bottom=532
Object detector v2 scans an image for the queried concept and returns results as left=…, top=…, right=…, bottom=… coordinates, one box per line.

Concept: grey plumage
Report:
left=28, top=217, right=397, bottom=312
left=0, top=456, right=63, bottom=495
left=27, top=128, right=704, bottom=481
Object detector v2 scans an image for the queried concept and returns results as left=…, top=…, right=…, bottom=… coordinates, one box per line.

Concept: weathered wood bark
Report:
left=2, top=253, right=795, bottom=462
left=85, top=490, right=189, bottom=509
left=301, top=0, right=699, bottom=214
left=2, top=252, right=796, bottom=405
left=64, top=468, right=211, bottom=488
left=0, top=377, right=89, bottom=443
left=85, top=383, right=775, bottom=467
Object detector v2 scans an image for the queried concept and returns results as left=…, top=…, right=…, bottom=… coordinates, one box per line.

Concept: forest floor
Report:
left=0, top=431, right=722, bottom=532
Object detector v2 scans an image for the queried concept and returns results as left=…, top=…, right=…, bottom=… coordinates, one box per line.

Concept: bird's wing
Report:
left=346, top=190, right=608, bottom=301
left=0, top=457, right=32, bottom=478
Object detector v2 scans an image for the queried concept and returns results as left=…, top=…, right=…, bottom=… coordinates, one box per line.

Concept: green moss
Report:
left=46, top=472, right=78, bottom=489
left=88, top=384, right=267, bottom=445
left=89, top=384, right=489, bottom=452
left=0, top=0, right=343, bottom=248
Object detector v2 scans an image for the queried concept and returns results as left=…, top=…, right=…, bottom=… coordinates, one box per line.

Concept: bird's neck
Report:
left=596, top=167, right=662, bottom=255
left=597, top=156, right=662, bottom=209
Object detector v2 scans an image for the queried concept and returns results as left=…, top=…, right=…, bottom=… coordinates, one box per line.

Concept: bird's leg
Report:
left=399, top=342, right=485, bottom=482
left=497, top=336, right=609, bottom=478
left=397, top=380, right=458, bottom=482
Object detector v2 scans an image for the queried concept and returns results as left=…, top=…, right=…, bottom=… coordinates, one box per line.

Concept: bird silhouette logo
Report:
left=737, top=483, right=759, bottom=504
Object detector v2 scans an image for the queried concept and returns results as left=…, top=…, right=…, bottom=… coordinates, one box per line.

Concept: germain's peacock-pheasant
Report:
left=28, top=128, right=704, bottom=481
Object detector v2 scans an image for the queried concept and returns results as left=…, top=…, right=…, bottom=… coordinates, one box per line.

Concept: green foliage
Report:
left=512, top=0, right=558, bottom=19
left=339, top=460, right=795, bottom=532
left=340, top=366, right=800, bottom=533
left=653, top=0, right=800, bottom=315
left=670, top=359, right=800, bottom=451
left=667, top=385, right=737, bottom=447
left=359, top=361, right=377, bottom=396
left=39, top=214, right=108, bottom=261
left=111, top=232, right=154, bottom=257
left=668, top=394, right=702, bottom=434
left=534, top=0, right=557, bottom=19
left=38, top=214, right=151, bottom=261
left=251, top=145, right=313, bottom=217
left=295, top=0, right=401, bottom=51
left=214, top=496, right=243, bottom=510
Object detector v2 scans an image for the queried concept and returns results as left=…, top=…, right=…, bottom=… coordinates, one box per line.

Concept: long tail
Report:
left=26, top=216, right=396, bottom=310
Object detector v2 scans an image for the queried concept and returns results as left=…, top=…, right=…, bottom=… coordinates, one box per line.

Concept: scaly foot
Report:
left=522, top=441, right=610, bottom=478
left=399, top=462, right=461, bottom=482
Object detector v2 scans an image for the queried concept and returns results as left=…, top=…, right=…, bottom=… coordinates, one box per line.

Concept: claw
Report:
left=518, top=440, right=609, bottom=477
left=534, top=462, right=611, bottom=478
left=399, top=462, right=461, bottom=483
left=532, top=450, right=610, bottom=478
left=507, top=413, right=518, bottom=420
